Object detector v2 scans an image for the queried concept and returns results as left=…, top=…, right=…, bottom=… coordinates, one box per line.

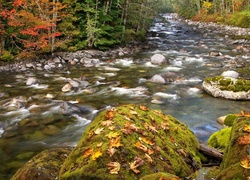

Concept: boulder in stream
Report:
left=202, top=76, right=250, bottom=100
left=150, top=54, right=167, bottom=65
left=59, top=104, right=201, bottom=179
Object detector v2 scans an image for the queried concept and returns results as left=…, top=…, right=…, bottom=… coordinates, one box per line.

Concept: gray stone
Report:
left=221, top=70, right=239, bottom=79
left=150, top=54, right=166, bottom=65
left=150, top=74, right=166, bottom=84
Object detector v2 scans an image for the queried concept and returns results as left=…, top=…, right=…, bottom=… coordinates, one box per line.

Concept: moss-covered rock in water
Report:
left=11, top=148, right=72, bottom=180
left=59, top=104, right=201, bottom=179
left=202, top=76, right=250, bottom=100
left=208, top=127, right=231, bottom=152
left=140, top=172, right=181, bottom=180
left=216, top=116, right=250, bottom=179
left=224, top=114, right=238, bottom=127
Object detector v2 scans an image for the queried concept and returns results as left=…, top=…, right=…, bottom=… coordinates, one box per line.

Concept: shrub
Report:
left=1, top=50, right=14, bottom=62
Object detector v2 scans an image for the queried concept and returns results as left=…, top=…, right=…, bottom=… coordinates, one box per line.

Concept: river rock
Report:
left=11, top=148, right=73, bottom=180
left=59, top=102, right=93, bottom=115
left=221, top=70, right=239, bottom=79
left=150, top=74, right=165, bottom=84
left=26, top=77, right=38, bottom=86
left=202, top=76, right=250, bottom=100
left=150, top=54, right=166, bottom=65
left=59, top=104, right=201, bottom=179
left=61, top=83, right=73, bottom=92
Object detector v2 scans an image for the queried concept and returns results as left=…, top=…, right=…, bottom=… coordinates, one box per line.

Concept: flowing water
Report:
left=0, top=14, right=249, bottom=179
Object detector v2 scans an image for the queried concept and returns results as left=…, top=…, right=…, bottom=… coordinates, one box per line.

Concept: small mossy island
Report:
left=202, top=76, right=250, bottom=100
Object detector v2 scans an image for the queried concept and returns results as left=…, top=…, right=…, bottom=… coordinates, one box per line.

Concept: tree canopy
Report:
left=0, top=0, right=249, bottom=61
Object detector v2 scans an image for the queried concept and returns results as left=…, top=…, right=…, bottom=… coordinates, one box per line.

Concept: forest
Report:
left=0, top=0, right=249, bottom=61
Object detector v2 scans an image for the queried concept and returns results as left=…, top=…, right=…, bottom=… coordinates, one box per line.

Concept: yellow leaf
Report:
left=243, top=124, right=250, bottom=133
left=82, top=148, right=94, bottom=159
left=94, top=127, right=104, bottom=135
left=107, top=162, right=120, bottom=174
left=101, top=120, right=114, bottom=127
left=106, top=131, right=120, bottom=139
left=140, top=136, right=155, bottom=146
left=241, top=155, right=250, bottom=169
left=92, top=148, right=103, bottom=160
left=110, top=136, right=123, bottom=148
left=135, top=141, right=148, bottom=152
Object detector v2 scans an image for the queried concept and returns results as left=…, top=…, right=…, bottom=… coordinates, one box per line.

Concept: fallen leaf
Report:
left=107, top=147, right=117, bottom=157
left=130, top=124, right=140, bottom=132
left=144, top=123, right=158, bottom=133
left=238, top=135, right=250, bottom=145
left=140, top=136, right=155, bottom=146
left=122, top=128, right=133, bottom=135
left=109, top=126, right=115, bottom=131
left=129, top=157, right=144, bottom=174
left=106, top=131, right=120, bottom=139
left=92, top=148, right=103, bottom=160
left=96, top=142, right=103, bottom=147
left=101, top=120, right=114, bottom=127
left=243, top=124, right=250, bottom=133
left=139, top=105, right=149, bottom=111
left=88, top=131, right=94, bottom=139
left=107, top=162, right=120, bottom=174
left=161, top=122, right=170, bottom=131
left=110, top=136, right=123, bottom=148
left=130, top=110, right=139, bottom=116
left=241, top=155, right=250, bottom=169
left=105, top=110, right=116, bottom=119
left=82, top=148, right=94, bottom=159
left=94, top=127, right=104, bottom=135
left=174, top=127, right=178, bottom=132
left=135, top=141, right=148, bottom=152
left=144, top=153, right=153, bottom=163
left=147, top=148, right=154, bottom=155
left=122, top=115, right=131, bottom=121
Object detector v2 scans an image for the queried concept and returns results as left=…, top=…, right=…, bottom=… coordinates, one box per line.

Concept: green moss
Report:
left=205, top=76, right=250, bottom=92
left=224, top=114, right=238, bottom=127
left=140, top=172, right=181, bottom=180
left=59, top=104, right=201, bottom=179
left=208, top=127, right=231, bottom=152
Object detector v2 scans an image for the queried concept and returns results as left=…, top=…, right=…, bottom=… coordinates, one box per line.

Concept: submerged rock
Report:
left=202, top=76, right=250, bottom=100
left=59, top=104, right=201, bottom=179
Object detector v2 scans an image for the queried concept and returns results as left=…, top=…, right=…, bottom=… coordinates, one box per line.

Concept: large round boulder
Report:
left=202, top=76, right=250, bottom=100
left=59, top=104, right=201, bottom=179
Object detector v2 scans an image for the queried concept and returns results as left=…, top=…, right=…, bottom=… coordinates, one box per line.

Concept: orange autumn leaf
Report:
left=105, top=110, right=116, bottom=119
left=135, top=141, right=148, bottom=152
left=161, top=122, right=170, bottom=131
left=243, top=124, right=250, bottom=133
left=107, top=147, right=117, bottom=157
left=106, top=131, right=120, bottom=139
left=147, top=148, right=154, bottom=155
left=94, top=127, right=104, bottom=135
left=237, top=111, right=250, bottom=117
left=82, top=148, right=94, bottom=159
left=92, top=148, right=103, bottom=160
left=129, top=157, right=144, bottom=174
left=110, top=136, right=123, bottom=148
left=241, top=155, right=250, bottom=169
left=101, top=120, right=114, bottom=127
left=144, top=123, right=158, bottom=133
left=139, top=105, right=149, bottom=111
left=238, top=135, right=250, bottom=145
left=140, top=136, right=155, bottom=146
left=107, top=162, right=120, bottom=174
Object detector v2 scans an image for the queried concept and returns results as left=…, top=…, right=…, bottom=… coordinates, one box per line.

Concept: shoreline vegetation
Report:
left=0, top=0, right=249, bottom=64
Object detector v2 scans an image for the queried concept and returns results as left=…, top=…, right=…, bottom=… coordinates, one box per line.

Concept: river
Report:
left=0, top=13, right=249, bottom=179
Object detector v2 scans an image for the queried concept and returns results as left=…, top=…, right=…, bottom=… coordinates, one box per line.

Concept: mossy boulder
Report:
left=216, top=116, right=250, bottom=179
left=59, top=104, right=201, bottom=179
left=140, top=172, right=181, bottom=180
left=224, top=114, right=238, bottom=126
left=208, top=127, right=231, bottom=152
left=202, top=76, right=250, bottom=100
left=11, top=148, right=72, bottom=180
